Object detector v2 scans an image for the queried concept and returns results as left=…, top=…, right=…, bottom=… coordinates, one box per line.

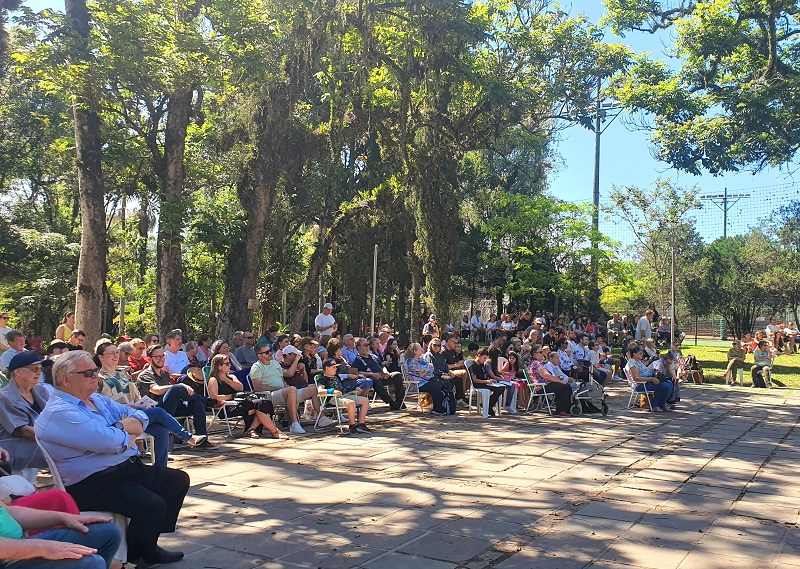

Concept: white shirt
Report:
left=164, top=349, right=190, bottom=374
left=635, top=316, right=651, bottom=340
left=460, top=320, right=470, bottom=331
left=0, top=326, right=11, bottom=349
left=0, top=347, right=21, bottom=371
left=544, top=361, right=570, bottom=382
left=315, top=313, right=336, bottom=336
left=470, top=315, right=483, bottom=329
left=765, top=323, right=781, bottom=335
left=501, top=321, right=514, bottom=331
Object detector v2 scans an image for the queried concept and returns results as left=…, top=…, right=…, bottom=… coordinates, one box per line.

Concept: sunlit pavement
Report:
left=150, top=384, right=800, bottom=568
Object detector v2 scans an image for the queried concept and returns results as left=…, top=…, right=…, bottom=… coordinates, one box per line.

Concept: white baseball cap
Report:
left=323, top=302, right=333, bottom=310
left=282, top=345, right=302, bottom=356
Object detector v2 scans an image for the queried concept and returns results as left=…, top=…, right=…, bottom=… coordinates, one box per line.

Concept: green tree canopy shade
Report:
left=605, top=0, right=800, bottom=174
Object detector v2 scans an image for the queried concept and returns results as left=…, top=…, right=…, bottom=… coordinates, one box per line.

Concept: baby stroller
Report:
left=570, top=375, right=608, bottom=416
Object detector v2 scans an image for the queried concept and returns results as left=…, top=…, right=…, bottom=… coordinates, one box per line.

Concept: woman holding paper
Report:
left=95, top=342, right=206, bottom=465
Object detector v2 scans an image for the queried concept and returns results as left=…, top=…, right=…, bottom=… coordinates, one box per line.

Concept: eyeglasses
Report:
left=26, top=365, right=42, bottom=374
left=244, top=336, right=254, bottom=339
left=150, top=354, right=165, bottom=360
left=0, top=316, right=8, bottom=320
left=72, top=368, right=99, bottom=378
left=220, top=360, right=230, bottom=365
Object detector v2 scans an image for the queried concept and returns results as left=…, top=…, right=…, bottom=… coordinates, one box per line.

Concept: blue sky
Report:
left=20, top=0, right=797, bottom=214
left=551, top=2, right=797, bottom=208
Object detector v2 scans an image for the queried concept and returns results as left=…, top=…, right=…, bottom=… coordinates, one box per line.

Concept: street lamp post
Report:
left=669, top=233, right=677, bottom=347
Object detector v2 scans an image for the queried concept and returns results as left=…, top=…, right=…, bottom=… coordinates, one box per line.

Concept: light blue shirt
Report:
left=557, top=350, right=573, bottom=372
left=342, top=346, right=358, bottom=365
left=572, top=344, right=590, bottom=363
left=0, top=348, right=21, bottom=373
left=34, top=391, right=149, bottom=486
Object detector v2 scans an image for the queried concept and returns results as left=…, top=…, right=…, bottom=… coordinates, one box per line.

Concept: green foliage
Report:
left=606, top=0, right=800, bottom=174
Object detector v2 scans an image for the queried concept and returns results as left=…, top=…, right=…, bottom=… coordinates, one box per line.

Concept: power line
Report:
left=700, top=188, right=751, bottom=239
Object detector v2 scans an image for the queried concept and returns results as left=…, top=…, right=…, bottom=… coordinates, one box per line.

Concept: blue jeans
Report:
left=342, top=378, right=373, bottom=393
left=159, top=385, right=208, bottom=435
left=2, top=521, right=120, bottom=569
left=635, top=380, right=673, bottom=410
left=143, top=407, right=192, bottom=467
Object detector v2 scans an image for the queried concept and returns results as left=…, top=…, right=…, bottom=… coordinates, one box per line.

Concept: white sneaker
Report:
left=289, top=422, right=306, bottom=434
left=613, top=375, right=624, bottom=382
left=317, top=416, right=337, bottom=428
left=504, top=406, right=517, bottom=414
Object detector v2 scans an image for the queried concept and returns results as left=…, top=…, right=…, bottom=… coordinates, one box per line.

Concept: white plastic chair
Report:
left=464, top=361, right=502, bottom=418
left=624, top=367, right=653, bottom=411
left=35, top=435, right=129, bottom=560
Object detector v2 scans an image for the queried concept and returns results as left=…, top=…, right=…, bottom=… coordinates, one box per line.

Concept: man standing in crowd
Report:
left=352, top=337, right=405, bottom=410
left=315, top=303, right=337, bottom=342
left=635, top=310, right=653, bottom=342
left=36, top=350, right=190, bottom=566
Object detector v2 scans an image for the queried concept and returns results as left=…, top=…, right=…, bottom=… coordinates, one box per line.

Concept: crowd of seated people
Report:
left=5, top=301, right=768, bottom=567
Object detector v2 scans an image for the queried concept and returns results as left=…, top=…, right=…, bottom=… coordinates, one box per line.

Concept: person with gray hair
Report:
left=0, top=351, right=49, bottom=471
left=0, top=330, right=25, bottom=373
left=36, top=350, right=189, bottom=566
left=163, top=329, right=189, bottom=377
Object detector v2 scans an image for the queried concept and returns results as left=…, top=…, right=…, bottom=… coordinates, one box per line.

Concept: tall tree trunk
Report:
left=66, top=0, right=106, bottom=349
left=155, top=89, right=192, bottom=340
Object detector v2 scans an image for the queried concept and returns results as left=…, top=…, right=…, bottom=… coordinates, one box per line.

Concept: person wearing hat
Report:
left=315, top=303, right=337, bottom=342
left=316, top=358, right=371, bottom=434
left=422, top=314, right=439, bottom=339
left=0, top=351, right=50, bottom=471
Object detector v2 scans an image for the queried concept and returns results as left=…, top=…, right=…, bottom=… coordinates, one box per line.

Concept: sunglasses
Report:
left=0, top=316, right=8, bottom=320
left=220, top=360, right=230, bottom=365
left=258, top=351, right=271, bottom=356
left=244, top=336, right=254, bottom=339
left=73, top=368, right=99, bottom=378
left=26, top=365, right=42, bottom=374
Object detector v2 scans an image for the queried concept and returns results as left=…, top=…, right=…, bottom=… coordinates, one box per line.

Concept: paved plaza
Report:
left=147, top=384, right=800, bottom=568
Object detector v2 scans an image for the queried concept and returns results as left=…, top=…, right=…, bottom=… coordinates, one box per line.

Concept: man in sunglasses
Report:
left=233, top=331, right=258, bottom=368
left=35, top=350, right=189, bottom=567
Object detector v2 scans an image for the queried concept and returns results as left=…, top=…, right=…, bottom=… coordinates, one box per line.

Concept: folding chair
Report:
left=677, top=357, right=700, bottom=384
left=202, top=374, right=242, bottom=436
left=624, top=367, right=653, bottom=411
left=399, top=360, right=424, bottom=411
left=36, top=435, right=130, bottom=560
left=313, top=377, right=359, bottom=434
left=522, top=367, right=554, bottom=415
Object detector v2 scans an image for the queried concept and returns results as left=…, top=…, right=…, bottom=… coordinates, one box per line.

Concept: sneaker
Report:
left=504, top=406, right=517, bottom=415
left=432, top=410, right=446, bottom=416
left=194, top=438, right=218, bottom=450
left=348, top=424, right=359, bottom=435
left=652, top=407, right=663, bottom=412
left=289, top=422, right=306, bottom=435
left=457, top=400, right=469, bottom=409
left=612, top=375, right=624, bottom=382
left=558, top=411, right=571, bottom=417
left=317, top=416, right=337, bottom=428
left=356, top=423, right=372, bottom=433
left=488, top=408, right=496, bottom=417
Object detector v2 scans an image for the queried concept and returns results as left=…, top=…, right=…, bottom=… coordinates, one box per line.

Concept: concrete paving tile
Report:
left=437, top=517, right=525, bottom=541
left=576, top=500, right=645, bottom=522
left=278, top=543, right=386, bottom=568
left=731, top=500, right=799, bottom=524
left=693, top=535, right=780, bottom=561
left=362, top=552, right=458, bottom=569
left=639, top=511, right=715, bottom=532
left=601, top=539, right=690, bottom=569
left=678, top=551, right=765, bottom=568
left=396, top=531, right=494, bottom=562
left=367, top=508, right=459, bottom=530
left=494, top=547, right=594, bottom=569
left=164, top=545, right=279, bottom=569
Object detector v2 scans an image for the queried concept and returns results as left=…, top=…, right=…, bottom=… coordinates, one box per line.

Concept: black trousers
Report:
left=67, top=458, right=190, bottom=562
left=541, top=381, right=572, bottom=414
left=373, top=372, right=406, bottom=409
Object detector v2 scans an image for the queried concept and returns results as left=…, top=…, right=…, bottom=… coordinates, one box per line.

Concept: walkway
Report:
left=158, top=384, right=800, bottom=568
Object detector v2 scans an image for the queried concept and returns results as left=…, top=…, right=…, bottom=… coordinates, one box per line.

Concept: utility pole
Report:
left=700, top=188, right=750, bottom=238
left=669, top=232, right=677, bottom=347
left=589, top=76, right=621, bottom=296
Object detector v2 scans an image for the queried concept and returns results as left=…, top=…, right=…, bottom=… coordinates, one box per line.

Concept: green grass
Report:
left=681, top=345, right=800, bottom=388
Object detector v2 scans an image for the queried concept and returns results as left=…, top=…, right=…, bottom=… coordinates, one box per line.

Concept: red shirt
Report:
left=128, top=355, right=150, bottom=374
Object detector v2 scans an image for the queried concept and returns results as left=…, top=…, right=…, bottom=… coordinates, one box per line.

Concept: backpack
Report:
left=753, top=369, right=767, bottom=388
left=441, top=383, right=457, bottom=415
